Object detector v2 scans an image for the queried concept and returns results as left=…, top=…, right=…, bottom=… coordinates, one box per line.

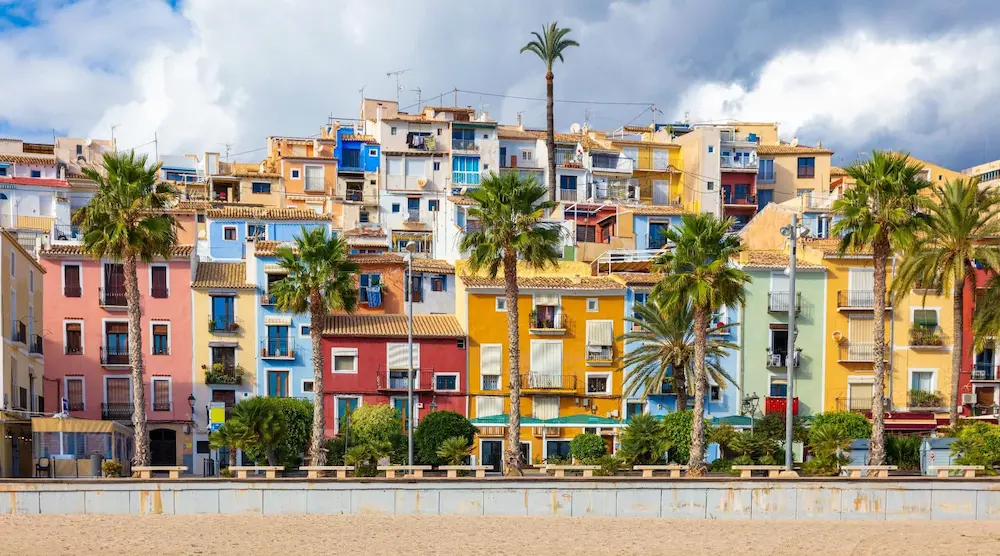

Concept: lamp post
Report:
left=405, top=240, right=417, bottom=468
left=742, top=392, right=759, bottom=433
left=779, top=214, right=809, bottom=471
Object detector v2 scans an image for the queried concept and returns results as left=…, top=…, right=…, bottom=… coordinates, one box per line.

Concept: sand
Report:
left=2, top=514, right=1000, bottom=555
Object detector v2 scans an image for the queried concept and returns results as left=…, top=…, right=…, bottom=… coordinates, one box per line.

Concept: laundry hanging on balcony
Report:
left=367, top=286, right=382, bottom=307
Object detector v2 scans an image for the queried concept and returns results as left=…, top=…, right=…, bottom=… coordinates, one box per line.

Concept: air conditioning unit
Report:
left=973, top=369, right=988, bottom=380
left=607, top=409, right=619, bottom=419
left=961, top=393, right=976, bottom=405
left=769, top=354, right=784, bottom=367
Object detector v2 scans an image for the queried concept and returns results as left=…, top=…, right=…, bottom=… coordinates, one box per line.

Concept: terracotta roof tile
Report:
left=447, top=195, right=478, bottom=206
left=231, top=170, right=282, bottom=179
left=830, top=166, right=848, bottom=176
left=341, top=134, right=378, bottom=144
left=192, top=262, right=254, bottom=289
left=411, top=258, right=455, bottom=274
left=581, top=134, right=617, bottom=153
left=175, top=200, right=211, bottom=211
left=0, top=153, right=56, bottom=165
left=757, top=144, right=834, bottom=155
left=251, top=240, right=286, bottom=256
left=610, top=272, right=662, bottom=286
left=207, top=206, right=331, bottom=221
left=805, top=238, right=873, bottom=256
left=425, top=106, right=475, bottom=113
left=461, top=275, right=624, bottom=290
left=343, top=227, right=387, bottom=238
left=0, top=176, right=69, bottom=188
left=349, top=253, right=404, bottom=265
left=627, top=205, right=689, bottom=215
left=736, top=250, right=825, bottom=269
left=41, top=244, right=193, bottom=259
left=496, top=126, right=546, bottom=140
left=323, top=314, right=465, bottom=338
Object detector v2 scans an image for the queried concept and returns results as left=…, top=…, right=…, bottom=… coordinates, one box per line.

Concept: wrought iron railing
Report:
left=261, top=337, right=296, bottom=359
left=102, top=403, right=134, bottom=421
left=768, top=291, right=801, bottom=313
left=100, top=346, right=129, bottom=366
left=30, top=335, right=42, bottom=354
left=519, top=373, right=578, bottom=391
left=100, top=287, right=127, bottom=307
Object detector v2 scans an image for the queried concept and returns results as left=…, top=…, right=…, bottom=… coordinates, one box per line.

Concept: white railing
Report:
left=592, top=248, right=667, bottom=274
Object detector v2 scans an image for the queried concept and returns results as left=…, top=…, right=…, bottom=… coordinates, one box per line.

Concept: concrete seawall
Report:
left=2, top=478, right=1000, bottom=519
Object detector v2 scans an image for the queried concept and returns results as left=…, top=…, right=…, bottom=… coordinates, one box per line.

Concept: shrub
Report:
left=708, top=424, right=737, bottom=458
left=951, top=422, right=1000, bottom=474
left=414, top=411, right=477, bottom=466
left=102, top=460, right=122, bottom=478
left=754, top=413, right=809, bottom=443
left=885, top=434, right=921, bottom=471
left=349, top=404, right=404, bottom=446
left=811, top=411, right=871, bottom=440
left=803, top=422, right=852, bottom=476
left=708, top=458, right=732, bottom=473
left=757, top=453, right=778, bottom=466
left=436, top=436, right=474, bottom=466
left=325, top=437, right=346, bottom=466
left=219, top=468, right=235, bottom=478
left=908, top=389, right=942, bottom=408
left=661, top=411, right=693, bottom=463
left=570, top=433, right=607, bottom=462
left=619, top=414, right=671, bottom=465
left=594, top=455, right=624, bottom=476
left=345, top=441, right=392, bottom=477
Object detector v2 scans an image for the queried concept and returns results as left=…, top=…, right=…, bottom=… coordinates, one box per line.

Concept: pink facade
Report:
left=40, top=248, right=194, bottom=465
left=321, top=331, right=467, bottom=439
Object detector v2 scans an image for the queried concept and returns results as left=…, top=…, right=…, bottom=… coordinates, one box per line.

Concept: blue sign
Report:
left=209, top=423, right=222, bottom=433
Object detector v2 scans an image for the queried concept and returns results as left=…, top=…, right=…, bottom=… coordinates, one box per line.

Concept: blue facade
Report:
left=335, top=128, right=380, bottom=172
left=256, top=251, right=314, bottom=399
left=633, top=214, right=684, bottom=251
left=207, top=220, right=330, bottom=260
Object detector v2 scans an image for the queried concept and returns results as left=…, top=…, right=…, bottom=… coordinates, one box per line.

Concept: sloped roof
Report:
left=343, top=227, right=387, bottom=238
left=0, top=176, right=69, bottom=188
left=627, top=205, right=689, bottom=215
left=340, top=134, right=378, bottom=144
left=447, top=195, right=478, bottom=206
left=757, top=144, right=834, bottom=155
left=207, top=206, right=331, bottom=221
left=411, top=258, right=455, bottom=274
left=805, top=238, right=873, bottom=257
left=461, top=275, right=624, bottom=290
left=0, top=153, right=56, bottom=165
left=41, top=244, right=193, bottom=259
left=830, top=166, right=848, bottom=176
left=322, top=314, right=465, bottom=338
left=496, top=126, right=546, bottom=140
left=251, top=241, right=288, bottom=257
left=610, top=272, right=662, bottom=286
left=738, top=250, right=824, bottom=269
left=192, top=262, right=254, bottom=288
left=231, top=170, right=282, bottom=179
left=348, top=253, right=405, bottom=265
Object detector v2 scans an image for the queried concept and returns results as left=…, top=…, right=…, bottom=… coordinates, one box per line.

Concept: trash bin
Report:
left=90, top=453, right=104, bottom=477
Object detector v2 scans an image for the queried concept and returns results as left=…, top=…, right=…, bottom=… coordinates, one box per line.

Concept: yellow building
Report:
left=457, top=262, right=625, bottom=467
left=607, top=129, right=684, bottom=207
left=756, top=143, right=834, bottom=208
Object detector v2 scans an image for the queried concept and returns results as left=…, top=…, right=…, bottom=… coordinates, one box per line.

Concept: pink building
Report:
left=40, top=244, right=196, bottom=468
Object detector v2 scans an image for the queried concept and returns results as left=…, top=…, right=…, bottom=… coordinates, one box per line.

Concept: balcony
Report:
left=405, top=133, right=440, bottom=152
left=909, top=326, right=944, bottom=348
left=765, top=351, right=798, bottom=368
left=908, top=389, right=944, bottom=409
left=591, top=155, right=633, bottom=173
left=11, top=322, right=26, bottom=345
left=208, top=315, right=242, bottom=335
left=52, top=224, right=84, bottom=243
left=836, top=397, right=879, bottom=413
left=29, top=334, right=42, bottom=355
left=260, top=294, right=276, bottom=306
left=519, top=373, right=578, bottom=393
left=261, top=337, right=296, bottom=360
left=529, top=311, right=566, bottom=335
left=838, top=342, right=887, bottom=363
left=481, top=375, right=501, bottom=391
left=767, top=291, right=801, bottom=313
left=153, top=400, right=171, bottom=412
left=720, top=158, right=759, bottom=171
left=376, top=369, right=434, bottom=392
left=973, top=363, right=998, bottom=381
left=719, top=131, right=760, bottom=145
left=102, top=403, right=134, bottom=421
left=205, top=363, right=245, bottom=385
left=586, top=345, right=614, bottom=365
left=452, top=171, right=481, bottom=186
left=764, top=396, right=799, bottom=416
left=837, top=290, right=890, bottom=310
left=100, top=346, right=130, bottom=367
left=723, top=191, right=757, bottom=206
left=340, top=149, right=363, bottom=171
left=99, top=287, right=128, bottom=309
left=452, top=139, right=479, bottom=152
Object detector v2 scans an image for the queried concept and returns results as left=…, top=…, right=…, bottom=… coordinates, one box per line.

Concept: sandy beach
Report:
left=1, top=514, right=999, bottom=555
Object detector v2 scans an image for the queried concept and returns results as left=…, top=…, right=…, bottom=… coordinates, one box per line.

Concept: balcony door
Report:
left=104, top=263, right=125, bottom=304
left=105, top=322, right=128, bottom=363
left=847, top=268, right=875, bottom=306
left=105, top=376, right=131, bottom=416
left=267, top=325, right=289, bottom=356
left=848, top=382, right=874, bottom=411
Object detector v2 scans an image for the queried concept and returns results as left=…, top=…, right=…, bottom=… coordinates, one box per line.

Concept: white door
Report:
left=848, top=268, right=875, bottom=306
left=652, top=181, right=669, bottom=205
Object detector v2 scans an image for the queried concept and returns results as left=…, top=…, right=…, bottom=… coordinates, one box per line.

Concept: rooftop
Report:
left=0, top=153, right=56, bottom=165
left=322, top=314, right=465, bottom=338
left=737, top=250, right=824, bottom=269
left=0, top=176, right=69, bottom=188
left=460, top=275, right=624, bottom=290
left=627, top=205, right=689, bottom=216
left=41, top=244, right=194, bottom=259
left=610, top=272, right=662, bottom=286
left=191, top=262, right=254, bottom=289
left=411, top=258, right=455, bottom=274
left=206, top=206, right=332, bottom=221
left=805, top=238, right=873, bottom=257
left=757, top=144, right=834, bottom=155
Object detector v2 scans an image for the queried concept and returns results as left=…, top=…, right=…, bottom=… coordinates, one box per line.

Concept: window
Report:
left=407, top=197, right=420, bottom=217
left=300, top=325, right=310, bottom=336
left=331, top=348, right=358, bottom=374
left=29, top=270, right=33, bottom=293
left=626, top=401, right=645, bottom=420
left=223, top=226, right=237, bottom=241
left=533, top=396, right=560, bottom=420
left=335, top=396, right=361, bottom=433
left=586, top=373, right=611, bottom=395
left=451, top=156, right=480, bottom=185
left=913, top=309, right=938, bottom=329
left=586, top=298, right=599, bottom=312
left=435, top=373, right=459, bottom=392
left=359, top=273, right=382, bottom=306
left=521, top=149, right=533, bottom=161
left=251, top=182, right=271, bottom=194
left=392, top=203, right=400, bottom=213
left=290, top=169, right=300, bottom=179
left=648, top=222, right=669, bottom=249
left=476, top=396, right=503, bottom=417
left=302, top=380, right=314, bottom=393
left=495, top=297, right=507, bottom=312
left=586, top=320, right=614, bottom=362
left=9, top=250, right=14, bottom=276
left=210, top=295, right=235, bottom=331
left=405, top=273, right=423, bottom=303
left=707, top=181, right=714, bottom=190
left=433, top=161, right=441, bottom=171
left=797, top=157, right=815, bottom=178
left=769, top=376, right=788, bottom=397
left=304, top=165, right=324, bottom=191
left=406, top=158, right=426, bottom=177
left=31, top=170, right=41, bottom=178
left=431, top=274, right=446, bottom=292
left=197, top=214, right=205, bottom=223
left=267, top=371, right=289, bottom=397
left=708, top=146, right=714, bottom=153
left=481, top=344, right=502, bottom=390
left=152, top=324, right=169, bottom=355
left=709, top=385, right=721, bottom=402
left=529, top=340, right=563, bottom=381
left=197, top=441, right=210, bottom=454
left=457, top=338, right=466, bottom=349
left=66, top=378, right=84, bottom=411
left=76, top=144, right=83, bottom=155
left=150, top=265, right=168, bottom=298
left=359, top=211, right=369, bottom=224
left=391, top=126, right=397, bottom=135
left=63, top=264, right=81, bottom=297
left=65, top=322, right=82, bottom=355
left=559, top=175, right=577, bottom=197
left=758, top=159, right=775, bottom=182
left=910, top=370, right=935, bottom=393
left=428, top=199, right=439, bottom=211
left=247, top=224, right=265, bottom=240
left=576, top=224, right=596, bottom=243
left=152, top=378, right=170, bottom=411
left=369, top=148, right=378, bottom=157
left=0, top=168, right=5, bottom=176
left=546, top=440, right=571, bottom=460
left=387, top=157, right=403, bottom=176
left=104, top=322, right=128, bottom=364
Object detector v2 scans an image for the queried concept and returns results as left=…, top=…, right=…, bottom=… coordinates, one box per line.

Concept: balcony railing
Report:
left=261, top=337, right=296, bottom=359
left=720, top=158, right=759, bottom=170
left=908, top=390, right=943, bottom=408
left=65, top=344, right=82, bottom=355
left=482, top=375, right=501, bottom=391
left=52, top=224, right=84, bottom=242
left=102, top=403, right=134, bottom=421
left=586, top=345, right=614, bottom=363
left=11, top=322, right=25, bottom=344
left=909, top=326, right=944, bottom=347
left=973, top=363, right=998, bottom=381
left=724, top=192, right=756, bottom=205
left=765, top=351, right=796, bottom=368
left=836, top=397, right=879, bottom=413
left=519, top=373, right=578, bottom=391
left=452, top=139, right=479, bottom=152
left=767, top=291, right=801, bottom=313
left=452, top=171, right=481, bottom=186
left=838, top=342, right=887, bottom=363
left=765, top=396, right=798, bottom=416
left=208, top=315, right=242, bottom=335
left=153, top=401, right=171, bottom=412
left=100, top=346, right=129, bottom=366
left=260, top=294, right=276, bottom=306
left=67, top=401, right=85, bottom=412
left=591, top=156, right=633, bottom=172
left=30, top=334, right=42, bottom=355
left=837, top=290, right=890, bottom=309
left=205, top=364, right=244, bottom=385
left=99, top=287, right=127, bottom=308
left=529, top=311, right=566, bottom=331
left=376, top=369, right=435, bottom=392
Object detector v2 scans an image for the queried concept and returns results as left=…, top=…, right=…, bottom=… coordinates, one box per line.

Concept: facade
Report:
left=2, top=232, right=44, bottom=415
left=334, top=126, right=381, bottom=233
left=266, top=134, right=339, bottom=216
left=39, top=243, right=195, bottom=467
left=755, top=143, right=833, bottom=211
left=321, top=314, right=467, bottom=439
left=608, top=127, right=683, bottom=208
left=204, top=206, right=331, bottom=261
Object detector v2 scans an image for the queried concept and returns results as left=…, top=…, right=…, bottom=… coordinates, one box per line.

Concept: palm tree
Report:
left=230, top=397, right=286, bottom=466
left=893, top=178, right=1000, bottom=425
left=520, top=22, right=579, bottom=202
left=74, top=150, right=178, bottom=467
left=460, top=171, right=563, bottom=475
left=621, top=298, right=738, bottom=410
left=832, top=150, right=929, bottom=465
left=271, top=227, right=359, bottom=466
left=651, top=213, right=750, bottom=475
left=209, top=421, right=248, bottom=469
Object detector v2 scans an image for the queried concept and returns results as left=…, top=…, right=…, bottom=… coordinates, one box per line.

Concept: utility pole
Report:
left=453, top=88, right=458, bottom=107
left=110, top=124, right=119, bottom=151
left=154, top=132, right=159, bottom=161
left=410, top=87, right=422, bottom=111
left=386, top=69, right=409, bottom=104
left=780, top=214, right=808, bottom=471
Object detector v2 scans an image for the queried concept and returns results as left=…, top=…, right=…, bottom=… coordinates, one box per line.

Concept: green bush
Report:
left=811, top=411, right=871, bottom=440
left=707, top=424, right=737, bottom=458
left=414, top=411, right=477, bottom=466
left=754, top=413, right=809, bottom=443
left=661, top=411, right=693, bottom=463
left=757, top=453, right=778, bottom=466
left=593, top=455, right=624, bottom=476
left=345, top=441, right=392, bottom=477
left=325, top=437, right=346, bottom=466
left=350, top=404, right=404, bottom=445
left=219, top=468, right=235, bottom=478
left=803, top=422, right=852, bottom=476
left=885, top=434, right=921, bottom=471
left=102, top=460, right=122, bottom=478
left=570, top=433, right=607, bottom=462
left=236, top=397, right=313, bottom=468
left=619, top=414, right=671, bottom=465
left=436, top=436, right=474, bottom=466
left=952, top=422, right=1000, bottom=474
left=708, top=458, right=732, bottom=473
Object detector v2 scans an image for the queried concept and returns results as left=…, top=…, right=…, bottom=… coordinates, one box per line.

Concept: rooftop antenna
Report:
left=651, top=104, right=663, bottom=127
left=110, top=124, right=119, bottom=151
left=584, top=108, right=591, bottom=127
left=410, top=87, right=422, bottom=111
left=219, top=142, right=233, bottom=161
left=386, top=69, right=410, bottom=104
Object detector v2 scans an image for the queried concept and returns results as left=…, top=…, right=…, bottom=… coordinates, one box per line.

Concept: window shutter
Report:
left=532, top=397, right=560, bottom=420
left=106, top=377, right=130, bottom=404
left=476, top=396, right=503, bottom=417
left=64, top=265, right=80, bottom=290
left=653, top=149, right=669, bottom=170
left=153, top=380, right=169, bottom=406
left=533, top=294, right=560, bottom=307
left=586, top=320, right=614, bottom=346
left=387, top=343, right=419, bottom=370
left=848, top=314, right=875, bottom=343
left=480, top=344, right=502, bottom=376
left=67, top=379, right=83, bottom=405
left=107, top=322, right=128, bottom=334
left=152, top=324, right=168, bottom=336
left=530, top=341, right=562, bottom=375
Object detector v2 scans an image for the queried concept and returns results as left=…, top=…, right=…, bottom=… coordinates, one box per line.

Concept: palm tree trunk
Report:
left=309, top=295, right=327, bottom=466
left=675, top=363, right=688, bottom=411
left=687, top=305, right=708, bottom=476
left=123, top=251, right=150, bottom=468
left=228, top=447, right=238, bottom=468
left=950, top=279, right=964, bottom=426
left=266, top=448, right=278, bottom=467
left=503, top=252, right=523, bottom=476
left=545, top=70, right=556, bottom=203
left=868, top=244, right=889, bottom=466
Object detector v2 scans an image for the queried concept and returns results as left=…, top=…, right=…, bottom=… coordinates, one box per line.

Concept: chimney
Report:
left=516, top=113, right=522, bottom=129
left=245, top=238, right=257, bottom=285
left=790, top=136, right=799, bottom=147
left=816, top=140, right=822, bottom=148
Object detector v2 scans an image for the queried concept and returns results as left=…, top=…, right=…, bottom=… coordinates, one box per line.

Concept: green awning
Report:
left=469, top=414, right=546, bottom=426
left=712, top=415, right=753, bottom=428
left=543, top=414, right=622, bottom=427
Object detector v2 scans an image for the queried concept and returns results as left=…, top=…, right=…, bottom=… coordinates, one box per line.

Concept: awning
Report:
left=544, top=414, right=622, bottom=427
left=711, top=415, right=753, bottom=428
left=586, top=320, right=614, bottom=346
left=263, top=264, right=288, bottom=274
left=469, top=414, right=546, bottom=426
left=31, top=416, right=130, bottom=435
left=264, top=316, right=292, bottom=326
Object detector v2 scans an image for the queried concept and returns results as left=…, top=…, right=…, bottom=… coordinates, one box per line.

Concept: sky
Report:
left=3, top=0, right=1000, bottom=170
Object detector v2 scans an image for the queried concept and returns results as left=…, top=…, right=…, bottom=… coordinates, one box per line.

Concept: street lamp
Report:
left=405, top=240, right=417, bottom=468
left=188, top=394, right=196, bottom=421
left=742, top=393, right=759, bottom=433
left=779, top=215, right=810, bottom=472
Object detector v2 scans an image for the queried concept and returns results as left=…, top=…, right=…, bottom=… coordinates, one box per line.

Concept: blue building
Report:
left=334, top=128, right=380, bottom=173
left=630, top=209, right=685, bottom=250
left=205, top=207, right=331, bottom=261
left=334, top=127, right=381, bottom=233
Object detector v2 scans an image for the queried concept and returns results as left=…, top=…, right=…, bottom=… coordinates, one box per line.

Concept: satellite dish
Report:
left=569, top=123, right=582, bottom=134
left=401, top=211, right=410, bottom=220
left=84, top=138, right=93, bottom=147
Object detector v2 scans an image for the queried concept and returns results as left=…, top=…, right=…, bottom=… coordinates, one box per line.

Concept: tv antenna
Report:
left=386, top=69, right=410, bottom=104
left=410, top=87, right=422, bottom=111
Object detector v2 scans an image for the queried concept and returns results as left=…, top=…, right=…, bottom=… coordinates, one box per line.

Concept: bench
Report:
left=842, top=465, right=897, bottom=478
left=377, top=465, right=433, bottom=478
left=634, top=464, right=688, bottom=478
left=299, top=465, right=354, bottom=479
left=133, top=465, right=187, bottom=479
left=545, top=464, right=601, bottom=478
left=732, top=465, right=786, bottom=478
left=929, top=465, right=985, bottom=478
left=229, top=466, right=282, bottom=479
left=438, top=465, right=492, bottom=478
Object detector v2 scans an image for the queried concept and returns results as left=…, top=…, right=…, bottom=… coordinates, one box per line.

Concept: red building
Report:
left=321, top=314, right=467, bottom=438
left=721, top=169, right=757, bottom=230
left=963, top=267, right=1000, bottom=418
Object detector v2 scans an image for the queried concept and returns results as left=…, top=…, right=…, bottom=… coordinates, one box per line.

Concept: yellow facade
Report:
left=760, top=147, right=834, bottom=205
left=191, top=277, right=258, bottom=391
left=460, top=265, right=625, bottom=464
left=1, top=231, right=45, bottom=419
left=611, top=140, right=685, bottom=206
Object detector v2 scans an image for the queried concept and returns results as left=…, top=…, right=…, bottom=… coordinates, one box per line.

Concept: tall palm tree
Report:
left=620, top=298, right=738, bottom=410
left=651, top=213, right=749, bottom=475
left=271, top=227, right=359, bottom=466
left=74, top=150, right=178, bottom=467
left=520, top=22, right=579, bottom=202
left=832, top=150, right=929, bottom=465
left=894, top=178, right=1000, bottom=424
left=460, top=171, right=563, bottom=475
